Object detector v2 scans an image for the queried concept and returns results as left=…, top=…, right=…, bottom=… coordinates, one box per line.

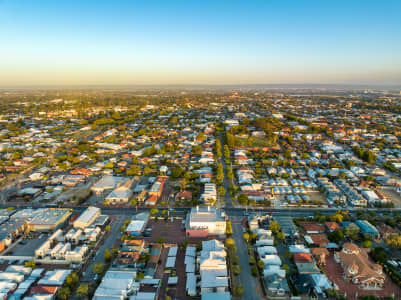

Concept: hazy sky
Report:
left=1, top=0, right=400, bottom=86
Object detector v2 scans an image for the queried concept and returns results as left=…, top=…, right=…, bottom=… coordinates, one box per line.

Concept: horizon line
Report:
left=1, top=82, right=401, bottom=91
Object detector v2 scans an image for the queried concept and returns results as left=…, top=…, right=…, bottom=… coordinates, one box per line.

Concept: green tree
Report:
left=126, top=166, right=141, bottom=176
left=112, top=247, right=119, bottom=258
left=216, top=163, right=224, bottom=183
left=243, top=232, right=250, bottom=244
left=225, top=237, right=236, bottom=249
left=238, top=194, right=249, bottom=206
left=104, top=162, right=114, bottom=169
left=362, top=240, right=372, bottom=248
left=269, top=221, right=281, bottom=234
left=226, top=220, right=233, bottom=235
left=328, top=229, right=345, bottom=244
left=25, top=260, right=36, bottom=269
left=92, top=263, right=104, bottom=275
left=277, top=231, right=285, bottom=240
left=104, top=249, right=111, bottom=263
left=171, top=167, right=184, bottom=179
left=232, top=265, right=241, bottom=276
left=257, top=260, right=265, bottom=270
left=56, top=287, right=71, bottom=300
left=249, top=255, right=256, bottom=265
left=76, top=284, right=89, bottom=299
left=234, top=285, right=244, bottom=297
left=345, top=223, right=360, bottom=240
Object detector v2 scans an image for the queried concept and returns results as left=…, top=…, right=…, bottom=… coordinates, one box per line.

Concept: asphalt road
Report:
left=81, top=215, right=125, bottom=282
left=0, top=201, right=398, bottom=218
left=231, top=220, right=262, bottom=300
left=219, top=133, right=233, bottom=208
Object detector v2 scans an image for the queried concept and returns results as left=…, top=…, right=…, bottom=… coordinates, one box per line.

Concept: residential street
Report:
left=231, top=220, right=263, bottom=300
left=219, top=133, right=233, bottom=208
left=81, top=215, right=125, bottom=282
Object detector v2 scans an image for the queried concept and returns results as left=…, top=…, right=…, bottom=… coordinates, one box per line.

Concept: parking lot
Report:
left=143, top=218, right=187, bottom=243
left=4, top=233, right=48, bottom=257
left=10, top=237, right=47, bottom=256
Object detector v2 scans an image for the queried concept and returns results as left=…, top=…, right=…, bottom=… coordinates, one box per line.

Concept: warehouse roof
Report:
left=29, top=209, right=71, bottom=225
left=74, top=206, right=100, bottom=225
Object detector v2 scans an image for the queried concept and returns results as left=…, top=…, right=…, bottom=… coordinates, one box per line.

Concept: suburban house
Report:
left=334, top=243, right=385, bottom=289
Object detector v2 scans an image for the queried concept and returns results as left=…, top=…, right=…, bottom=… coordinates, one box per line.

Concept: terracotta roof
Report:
left=31, top=286, right=58, bottom=294
left=300, top=222, right=325, bottom=233
left=337, top=246, right=385, bottom=284
left=377, top=224, right=398, bottom=235
left=311, top=248, right=329, bottom=256
left=343, top=243, right=359, bottom=253
left=176, top=190, right=192, bottom=200
left=325, top=222, right=340, bottom=231
left=124, top=239, right=145, bottom=246
left=308, top=234, right=329, bottom=247
left=293, top=252, right=313, bottom=263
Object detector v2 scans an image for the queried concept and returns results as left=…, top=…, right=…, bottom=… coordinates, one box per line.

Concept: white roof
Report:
left=202, top=292, right=231, bottom=300
left=186, top=273, right=197, bottom=294
left=106, top=188, right=132, bottom=200
left=74, top=206, right=100, bottom=225
left=168, top=246, right=178, bottom=257
left=200, top=270, right=228, bottom=288
left=94, top=270, right=136, bottom=299
left=37, top=269, right=72, bottom=286
left=166, top=256, right=176, bottom=268
left=261, top=255, right=282, bottom=266
left=130, top=292, right=156, bottom=300
left=185, top=246, right=196, bottom=257
left=202, top=240, right=224, bottom=252
left=126, top=220, right=145, bottom=232
left=92, top=176, right=125, bottom=190
left=257, top=246, right=278, bottom=256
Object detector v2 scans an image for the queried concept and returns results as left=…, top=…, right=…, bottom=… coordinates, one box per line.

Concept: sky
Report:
left=0, top=0, right=400, bottom=87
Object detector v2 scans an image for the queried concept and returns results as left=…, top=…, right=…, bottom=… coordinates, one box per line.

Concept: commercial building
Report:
left=105, top=177, right=138, bottom=204
left=126, top=212, right=149, bottom=237
left=0, top=219, right=27, bottom=252
left=91, top=175, right=127, bottom=195
left=148, top=176, right=166, bottom=198
left=186, top=207, right=226, bottom=237
left=27, top=209, right=72, bottom=232
left=73, top=206, right=101, bottom=229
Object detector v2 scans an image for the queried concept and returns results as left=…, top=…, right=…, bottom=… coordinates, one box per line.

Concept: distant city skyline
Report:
left=1, top=0, right=400, bottom=86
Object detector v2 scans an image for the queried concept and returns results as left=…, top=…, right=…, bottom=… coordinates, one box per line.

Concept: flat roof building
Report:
left=91, top=175, right=127, bottom=194
left=73, top=206, right=101, bottom=229
left=27, top=209, right=72, bottom=232
left=186, top=207, right=226, bottom=237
